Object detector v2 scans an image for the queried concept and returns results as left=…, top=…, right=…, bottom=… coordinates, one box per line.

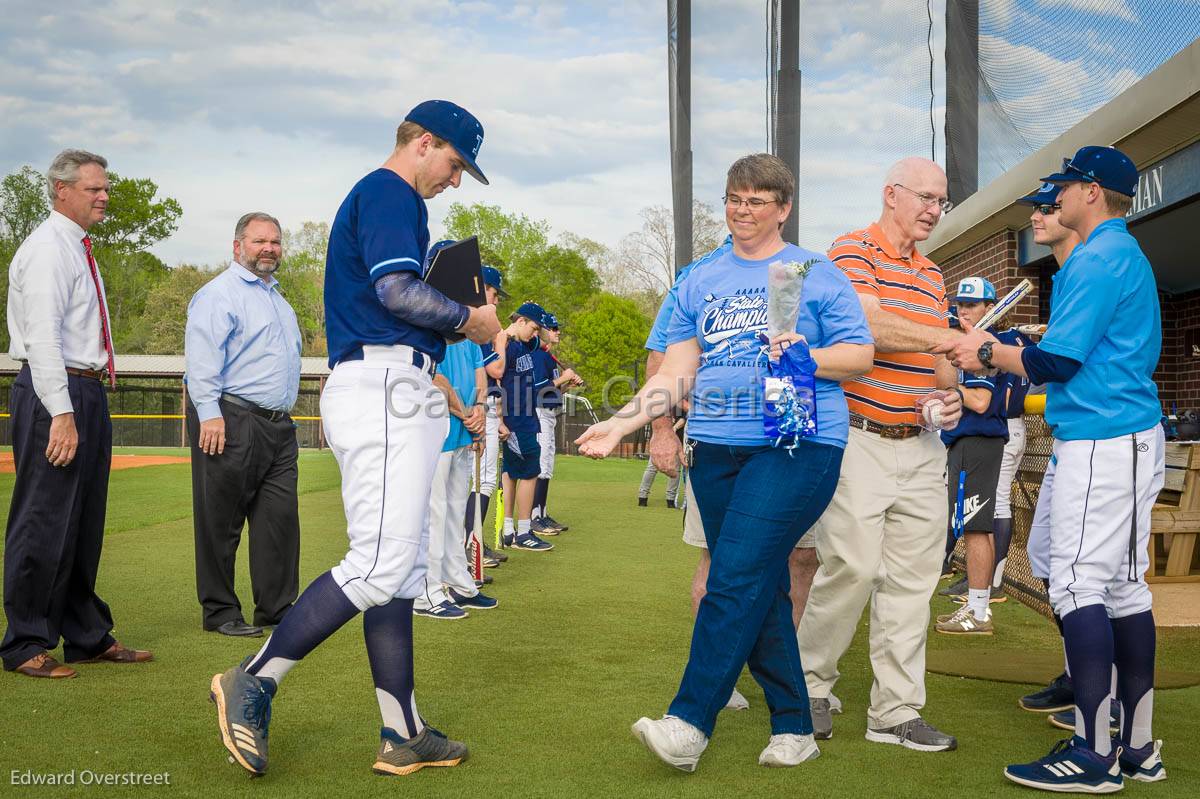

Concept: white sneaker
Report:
left=631, top=715, right=709, bottom=772
left=758, top=733, right=820, bottom=767
left=723, top=687, right=750, bottom=711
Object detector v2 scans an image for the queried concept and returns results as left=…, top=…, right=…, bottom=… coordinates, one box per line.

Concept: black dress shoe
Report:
left=214, top=620, right=264, bottom=637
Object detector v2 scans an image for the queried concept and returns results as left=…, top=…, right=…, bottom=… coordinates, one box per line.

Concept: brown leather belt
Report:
left=65, top=367, right=107, bottom=381
left=849, top=412, right=924, bottom=440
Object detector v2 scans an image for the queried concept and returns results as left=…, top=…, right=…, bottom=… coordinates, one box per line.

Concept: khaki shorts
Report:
left=682, top=472, right=809, bottom=550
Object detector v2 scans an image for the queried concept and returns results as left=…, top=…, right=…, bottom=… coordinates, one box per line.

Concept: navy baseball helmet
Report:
left=404, top=99, right=488, bottom=185
left=1016, top=182, right=1062, bottom=206
left=1040, top=145, right=1137, bottom=197
left=541, top=311, right=559, bottom=331
left=515, top=301, right=546, bottom=325
left=482, top=265, right=510, bottom=298
left=424, top=239, right=456, bottom=272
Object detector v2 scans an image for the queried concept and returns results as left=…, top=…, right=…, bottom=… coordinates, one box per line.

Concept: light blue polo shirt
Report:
left=665, top=243, right=872, bottom=448
left=1039, top=217, right=1161, bottom=441
left=439, top=340, right=484, bottom=452
left=645, top=237, right=733, bottom=353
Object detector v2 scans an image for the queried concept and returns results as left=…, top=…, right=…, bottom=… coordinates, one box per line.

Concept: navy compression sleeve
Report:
left=1021, top=344, right=1082, bottom=385
left=373, top=271, right=470, bottom=335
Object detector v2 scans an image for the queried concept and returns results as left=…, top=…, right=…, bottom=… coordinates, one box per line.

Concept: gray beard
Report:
left=241, top=257, right=279, bottom=280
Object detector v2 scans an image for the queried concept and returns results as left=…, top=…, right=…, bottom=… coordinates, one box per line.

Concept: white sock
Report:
left=992, top=557, right=1007, bottom=589
left=1063, top=640, right=1071, bottom=678
left=518, top=519, right=531, bottom=536
left=1128, top=690, right=1154, bottom=749
left=247, top=637, right=297, bottom=685
left=967, top=588, right=990, bottom=620
left=377, top=688, right=424, bottom=740
left=503, top=518, right=515, bottom=535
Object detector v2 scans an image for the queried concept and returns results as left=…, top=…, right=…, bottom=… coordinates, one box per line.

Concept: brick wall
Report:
left=939, top=229, right=1039, bottom=326
left=1160, top=287, right=1200, bottom=411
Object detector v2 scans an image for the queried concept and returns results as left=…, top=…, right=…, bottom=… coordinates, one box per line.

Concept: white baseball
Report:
left=922, top=398, right=944, bottom=430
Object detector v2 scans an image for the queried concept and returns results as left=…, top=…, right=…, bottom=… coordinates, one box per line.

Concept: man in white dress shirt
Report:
left=1, top=149, right=152, bottom=679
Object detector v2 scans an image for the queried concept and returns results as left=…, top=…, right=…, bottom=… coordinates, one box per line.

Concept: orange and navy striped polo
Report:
left=828, top=223, right=948, bottom=426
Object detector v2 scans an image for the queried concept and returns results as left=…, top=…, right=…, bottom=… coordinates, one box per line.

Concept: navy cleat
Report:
left=1049, top=699, right=1120, bottom=735
left=512, top=533, right=553, bottom=552
left=541, top=515, right=568, bottom=532
left=1004, top=737, right=1123, bottom=794
left=530, top=518, right=559, bottom=536
left=413, top=600, right=468, bottom=620
left=1117, top=739, right=1165, bottom=783
left=1021, top=672, right=1075, bottom=713
left=448, top=587, right=498, bottom=610
left=210, top=657, right=274, bottom=775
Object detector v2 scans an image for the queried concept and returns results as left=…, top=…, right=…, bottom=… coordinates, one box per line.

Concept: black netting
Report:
left=968, top=1, right=1200, bottom=189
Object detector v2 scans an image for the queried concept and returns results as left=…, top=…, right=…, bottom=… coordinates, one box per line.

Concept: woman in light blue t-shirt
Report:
left=577, top=154, right=873, bottom=771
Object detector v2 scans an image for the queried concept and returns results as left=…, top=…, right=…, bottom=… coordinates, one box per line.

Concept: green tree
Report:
left=281, top=220, right=329, bottom=357
left=104, top=250, right=171, bottom=352
left=0, top=166, right=49, bottom=244
left=141, top=266, right=220, bottom=354
left=89, top=173, right=183, bottom=253
left=502, top=245, right=600, bottom=328
left=558, top=293, right=652, bottom=412
left=442, top=202, right=550, bottom=269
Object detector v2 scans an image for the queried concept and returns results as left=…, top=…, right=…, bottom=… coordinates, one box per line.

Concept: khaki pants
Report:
left=797, top=426, right=947, bottom=729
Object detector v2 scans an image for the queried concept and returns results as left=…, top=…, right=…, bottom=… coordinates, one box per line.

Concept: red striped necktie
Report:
left=81, top=236, right=117, bottom=389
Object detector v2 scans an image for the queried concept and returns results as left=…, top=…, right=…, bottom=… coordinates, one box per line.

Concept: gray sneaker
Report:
left=938, top=576, right=968, bottom=599
left=865, top=717, right=957, bottom=752
left=810, top=697, right=833, bottom=740
left=372, top=726, right=467, bottom=776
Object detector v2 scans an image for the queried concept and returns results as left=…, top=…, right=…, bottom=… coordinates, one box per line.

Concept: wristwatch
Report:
left=978, top=341, right=995, bottom=369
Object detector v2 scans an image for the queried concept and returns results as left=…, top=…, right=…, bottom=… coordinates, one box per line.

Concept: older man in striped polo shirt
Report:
left=797, top=157, right=965, bottom=752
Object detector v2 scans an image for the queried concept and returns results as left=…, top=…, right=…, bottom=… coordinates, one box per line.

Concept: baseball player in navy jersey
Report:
left=941, top=145, right=1166, bottom=791
left=530, top=311, right=581, bottom=535
left=209, top=99, right=500, bottom=778
left=935, top=277, right=1032, bottom=636
left=466, top=266, right=509, bottom=566
left=494, top=302, right=553, bottom=551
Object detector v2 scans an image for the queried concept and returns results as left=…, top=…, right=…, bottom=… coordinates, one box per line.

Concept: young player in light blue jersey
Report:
left=578, top=154, right=873, bottom=772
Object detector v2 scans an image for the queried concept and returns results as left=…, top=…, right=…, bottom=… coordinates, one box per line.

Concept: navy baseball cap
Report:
left=954, top=277, right=997, bottom=303
left=1016, top=182, right=1061, bottom=206
left=424, top=238, right=456, bottom=272
left=1040, top=145, right=1137, bottom=197
left=404, top=99, right=488, bottom=185
left=482, top=265, right=509, bottom=298
left=515, top=301, right=546, bottom=325
left=541, top=311, right=559, bottom=331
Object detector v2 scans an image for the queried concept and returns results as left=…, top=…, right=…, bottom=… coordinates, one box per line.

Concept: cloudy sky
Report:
left=2, top=0, right=1195, bottom=268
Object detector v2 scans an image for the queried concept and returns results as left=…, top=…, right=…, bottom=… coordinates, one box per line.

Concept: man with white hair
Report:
left=2, top=149, right=152, bottom=679
left=797, top=157, right=963, bottom=751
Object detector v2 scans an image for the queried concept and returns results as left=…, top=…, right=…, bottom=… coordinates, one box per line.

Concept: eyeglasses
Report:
left=1033, top=203, right=1061, bottom=215
left=723, top=193, right=779, bottom=210
left=892, top=184, right=953, bottom=212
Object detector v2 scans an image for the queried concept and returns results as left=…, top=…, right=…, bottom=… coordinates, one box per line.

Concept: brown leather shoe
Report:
left=14, top=652, right=78, bottom=679
left=81, top=642, right=153, bottom=664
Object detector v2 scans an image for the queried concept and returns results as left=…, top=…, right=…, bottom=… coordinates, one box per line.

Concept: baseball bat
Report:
left=493, top=485, right=505, bottom=549
left=973, top=279, right=1032, bottom=332
left=470, top=449, right=484, bottom=581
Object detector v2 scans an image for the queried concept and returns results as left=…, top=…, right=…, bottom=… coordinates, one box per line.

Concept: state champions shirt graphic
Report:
left=665, top=243, right=871, bottom=448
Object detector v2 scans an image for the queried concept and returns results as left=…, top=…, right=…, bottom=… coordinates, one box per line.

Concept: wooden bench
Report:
left=1150, top=443, right=1200, bottom=582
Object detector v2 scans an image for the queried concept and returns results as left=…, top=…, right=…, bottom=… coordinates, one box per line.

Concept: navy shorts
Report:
left=502, top=431, right=542, bottom=480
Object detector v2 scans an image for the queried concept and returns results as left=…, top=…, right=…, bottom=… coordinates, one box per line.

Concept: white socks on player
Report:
left=377, top=688, right=424, bottom=740
left=503, top=518, right=515, bottom=536
left=518, top=519, right=531, bottom=537
left=967, top=588, right=990, bottom=620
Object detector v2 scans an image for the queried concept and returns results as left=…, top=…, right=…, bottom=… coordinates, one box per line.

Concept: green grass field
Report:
left=0, top=451, right=1196, bottom=798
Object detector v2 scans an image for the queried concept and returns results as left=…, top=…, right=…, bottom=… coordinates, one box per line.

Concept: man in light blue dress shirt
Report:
left=185, top=212, right=303, bottom=637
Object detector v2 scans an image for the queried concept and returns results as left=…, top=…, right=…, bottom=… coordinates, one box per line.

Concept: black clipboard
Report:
left=424, top=236, right=486, bottom=308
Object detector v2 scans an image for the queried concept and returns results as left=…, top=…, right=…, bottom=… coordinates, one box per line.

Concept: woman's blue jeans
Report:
left=667, top=439, right=843, bottom=737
